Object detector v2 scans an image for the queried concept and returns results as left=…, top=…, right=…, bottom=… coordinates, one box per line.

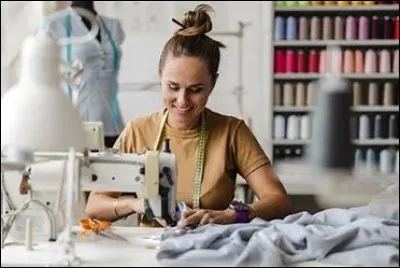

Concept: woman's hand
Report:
left=177, top=208, right=237, bottom=228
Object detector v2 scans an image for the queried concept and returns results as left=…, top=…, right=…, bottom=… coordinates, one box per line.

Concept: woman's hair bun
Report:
left=176, top=4, right=214, bottom=36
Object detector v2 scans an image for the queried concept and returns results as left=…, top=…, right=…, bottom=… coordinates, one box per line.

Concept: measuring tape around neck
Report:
left=154, top=110, right=207, bottom=209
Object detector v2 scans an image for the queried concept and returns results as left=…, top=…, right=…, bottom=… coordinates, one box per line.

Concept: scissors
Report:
left=79, top=218, right=131, bottom=243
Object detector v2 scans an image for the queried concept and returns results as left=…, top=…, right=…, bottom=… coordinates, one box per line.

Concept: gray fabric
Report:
left=156, top=204, right=399, bottom=267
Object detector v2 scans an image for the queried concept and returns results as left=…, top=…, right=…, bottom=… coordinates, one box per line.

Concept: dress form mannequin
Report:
left=70, top=1, right=101, bottom=42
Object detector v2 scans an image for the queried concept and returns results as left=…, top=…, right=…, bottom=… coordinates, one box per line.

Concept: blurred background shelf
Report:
left=273, top=105, right=400, bottom=112
left=274, top=40, right=399, bottom=47
left=274, top=73, right=400, bottom=80
left=274, top=4, right=399, bottom=13
left=272, top=139, right=399, bottom=146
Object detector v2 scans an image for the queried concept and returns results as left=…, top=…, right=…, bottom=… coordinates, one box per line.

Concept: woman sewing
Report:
left=42, top=1, right=125, bottom=148
left=86, top=4, right=292, bottom=228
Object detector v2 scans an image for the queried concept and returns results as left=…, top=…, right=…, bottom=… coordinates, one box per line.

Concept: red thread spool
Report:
left=275, top=50, right=286, bottom=73
left=297, top=50, right=307, bottom=73
left=286, top=50, right=297, bottom=73
left=308, top=50, right=319, bottom=73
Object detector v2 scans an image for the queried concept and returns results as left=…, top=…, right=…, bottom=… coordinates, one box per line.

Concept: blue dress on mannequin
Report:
left=42, top=3, right=125, bottom=147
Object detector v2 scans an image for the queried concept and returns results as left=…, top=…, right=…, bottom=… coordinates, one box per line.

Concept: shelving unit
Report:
left=260, top=2, right=399, bottom=194
left=274, top=40, right=399, bottom=47
left=273, top=4, right=399, bottom=12
left=274, top=73, right=399, bottom=80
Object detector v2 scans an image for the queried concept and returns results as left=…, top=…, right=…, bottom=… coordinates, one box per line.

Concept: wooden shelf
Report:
left=273, top=106, right=400, bottom=112
left=273, top=40, right=399, bottom=48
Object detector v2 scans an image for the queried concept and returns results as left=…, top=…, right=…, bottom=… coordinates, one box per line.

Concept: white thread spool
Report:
left=286, top=115, right=300, bottom=140
left=379, top=49, right=391, bottom=74
left=300, top=115, right=311, bottom=140
left=379, top=149, right=394, bottom=174
left=274, top=115, right=286, bottom=139
left=364, top=49, right=377, bottom=74
left=358, top=114, right=370, bottom=140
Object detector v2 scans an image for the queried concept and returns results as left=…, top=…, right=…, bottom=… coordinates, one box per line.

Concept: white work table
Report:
left=1, top=226, right=164, bottom=267
left=1, top=226, right=343, bottom=267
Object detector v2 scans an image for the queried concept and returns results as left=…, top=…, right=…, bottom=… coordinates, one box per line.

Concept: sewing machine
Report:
left=1, top=146, right=178, bottom=266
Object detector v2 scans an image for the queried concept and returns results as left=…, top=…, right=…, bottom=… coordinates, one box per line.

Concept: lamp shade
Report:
left=1, top=31, right=86, bottom=153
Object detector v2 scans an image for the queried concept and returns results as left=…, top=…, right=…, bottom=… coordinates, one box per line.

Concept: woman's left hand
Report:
left=177, top=208, right=237, bottom=228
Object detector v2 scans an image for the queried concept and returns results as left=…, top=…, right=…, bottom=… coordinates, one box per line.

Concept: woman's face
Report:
left=161, top=55, right=214, bottom=130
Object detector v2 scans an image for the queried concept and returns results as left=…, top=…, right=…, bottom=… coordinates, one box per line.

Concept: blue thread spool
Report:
left=354, top=149, right=364, bottom=170
left=274, top=16, right=286, bottom=40
left=379, top=149, right=394, bottom=174
left=388, top=114, right=398, bottom=138
left=358, top=114, right=370, bottom=140
left=366, top=148, right=377, bottom=172
left=286, top=16, right=298, bottom=40
left=373, top=115, right=382, bottom=138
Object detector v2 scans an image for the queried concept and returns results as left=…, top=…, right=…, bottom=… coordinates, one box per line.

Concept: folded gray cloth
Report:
left=156, top=204, right=399, bottom=267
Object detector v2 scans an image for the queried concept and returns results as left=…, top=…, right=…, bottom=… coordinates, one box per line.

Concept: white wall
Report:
left=95, top=1, right=270, bottom=151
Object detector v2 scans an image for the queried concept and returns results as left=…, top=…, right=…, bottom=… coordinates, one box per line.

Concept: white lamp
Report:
left=1, top=31, right=86, bottom=164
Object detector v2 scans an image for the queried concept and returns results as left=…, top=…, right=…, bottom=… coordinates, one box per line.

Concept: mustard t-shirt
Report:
left=114, top=108, right=271, bottom=210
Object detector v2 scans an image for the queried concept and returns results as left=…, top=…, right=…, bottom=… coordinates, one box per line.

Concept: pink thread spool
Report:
left=364, top=49, right=377, bottom=73
left=275, top=50, right=286, bottom=73
left=308, top=49, right=320, bottom=73
left=343, top=49, right=355, bottom=73
left=355, top=50, right=364, bottom=73
left=310, top=16, right=321, bottom=40
left=345, top=16, right=357, bottom=40
left=322, top=16, right=333, bottom=40
left=319, top=50, right=327, bottom=73
left=329, top=49, right=343, bottom=74
left=299, top=16, right=309, bottom=40
left=334, top=16, right=345, bottom=40
left=358, top=16, right=369, bottom=40
left=286, top=50, right=297, bottom=73
left=379, top=49, right=391, bottom=73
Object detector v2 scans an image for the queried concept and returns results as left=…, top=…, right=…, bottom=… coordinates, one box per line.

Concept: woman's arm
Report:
left=86, top=191, right=145, bottom=222
left=177, top=164, right=292, bottom=228
left=246, top=164, right=293, bottom=221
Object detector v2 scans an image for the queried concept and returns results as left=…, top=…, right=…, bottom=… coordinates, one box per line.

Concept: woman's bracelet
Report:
left=114, top=198, right=120, bottom=218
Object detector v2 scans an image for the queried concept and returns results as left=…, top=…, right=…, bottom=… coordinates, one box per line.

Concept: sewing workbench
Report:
left=0, top=226, right=346, bottom=267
